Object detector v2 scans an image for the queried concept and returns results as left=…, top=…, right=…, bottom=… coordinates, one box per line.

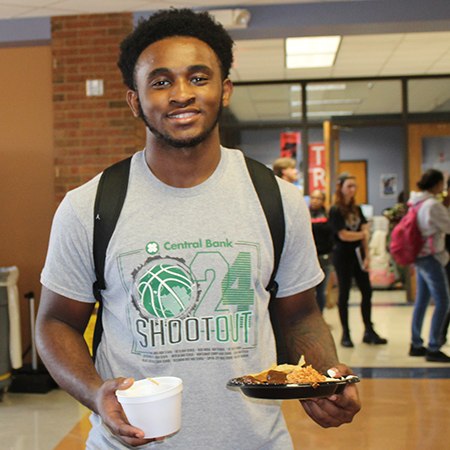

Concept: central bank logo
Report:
left=132, top=257, right=199, bottom=319
left=146, top=241, right=159, bottom=255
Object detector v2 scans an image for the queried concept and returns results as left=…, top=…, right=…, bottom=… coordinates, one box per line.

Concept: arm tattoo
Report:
left=282, top=315, right=339, bottom=373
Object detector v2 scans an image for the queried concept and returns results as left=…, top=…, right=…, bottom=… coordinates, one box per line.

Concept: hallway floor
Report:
left=1, top=289, right=449, bottom=450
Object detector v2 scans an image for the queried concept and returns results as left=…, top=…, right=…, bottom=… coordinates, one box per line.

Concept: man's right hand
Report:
left=36, top=289, right=166, bottom=447
left=96, top=377, right=165, bottom=446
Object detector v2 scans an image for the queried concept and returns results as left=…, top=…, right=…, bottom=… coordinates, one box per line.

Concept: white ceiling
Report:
left=232, top=32, right=450, bottom=82
left=229, top=31, right=450, bottom=122
left=1, top=0, right=449, bottom=123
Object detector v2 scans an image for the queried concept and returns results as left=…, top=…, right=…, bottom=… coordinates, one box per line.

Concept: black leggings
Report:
left=333, top=250, right=373, bottom=333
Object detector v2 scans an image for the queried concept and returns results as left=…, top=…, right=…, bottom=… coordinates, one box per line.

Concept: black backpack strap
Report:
left=92, top=156, right=132, bottom=359
left=244, top=156, right=287, bottom=363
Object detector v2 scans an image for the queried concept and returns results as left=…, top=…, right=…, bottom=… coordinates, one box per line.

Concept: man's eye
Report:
left=151, top=80, right=169, bottom=88
left=192, top=76, right=208, bottom=84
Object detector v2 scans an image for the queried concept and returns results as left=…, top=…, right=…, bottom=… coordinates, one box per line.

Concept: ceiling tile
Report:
left=48, top=0, right=152, bottom=13
left=0, top=4, right=33, bottom=18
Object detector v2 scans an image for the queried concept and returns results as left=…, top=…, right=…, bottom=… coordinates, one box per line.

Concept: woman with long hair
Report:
left=408, top=169, right=450, bottom=362
left=329, top=173, right=387, bottom=347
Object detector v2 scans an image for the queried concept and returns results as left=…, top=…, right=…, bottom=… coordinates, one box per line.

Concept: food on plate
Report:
left=240, top=356, right=329, bottom=387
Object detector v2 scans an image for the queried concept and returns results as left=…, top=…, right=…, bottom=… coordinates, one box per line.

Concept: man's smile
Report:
left=167, top=108, right=201, bottom=125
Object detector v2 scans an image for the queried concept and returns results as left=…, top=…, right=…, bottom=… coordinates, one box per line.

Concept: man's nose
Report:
left=169, top=80, right=195, bottom=105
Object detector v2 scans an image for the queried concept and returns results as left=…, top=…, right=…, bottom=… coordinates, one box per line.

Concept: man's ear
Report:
left=221, top=78, right=233, bottom=108
left=126, top=90, right=140, bottom=118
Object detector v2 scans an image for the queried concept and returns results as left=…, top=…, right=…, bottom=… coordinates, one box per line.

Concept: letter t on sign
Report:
left=308, top=143, right=326, bottom=192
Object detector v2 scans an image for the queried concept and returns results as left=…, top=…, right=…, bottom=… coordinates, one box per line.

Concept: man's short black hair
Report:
left=118, top=8, right=234, bottom=90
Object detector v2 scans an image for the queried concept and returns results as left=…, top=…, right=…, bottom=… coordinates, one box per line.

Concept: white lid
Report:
left=116, top=377, right=183, bottom=404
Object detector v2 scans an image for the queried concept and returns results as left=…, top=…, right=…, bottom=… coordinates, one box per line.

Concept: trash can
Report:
left=0, top=275, right=12, bottom=400
left=9, top=289, right=57, bottom=394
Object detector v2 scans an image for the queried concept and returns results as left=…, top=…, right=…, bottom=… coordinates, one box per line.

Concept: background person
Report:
left=272, top=157, right=298, bottom=183
left=310, top=189, right=334, bottom=313
left=408, top=169, right=450, bottom=362
left=329, top=173, right=387, bottom=348
left=35, top=9, right=360, bottom=450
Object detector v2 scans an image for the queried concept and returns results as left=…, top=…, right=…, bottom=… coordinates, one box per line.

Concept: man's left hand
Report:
left=300, top=364, right=361, bottom=428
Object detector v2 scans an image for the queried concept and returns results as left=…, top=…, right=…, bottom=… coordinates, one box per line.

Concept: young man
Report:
left=272, top=157, right=298, bottom=184
left=36, top=9, right=360, bottom=449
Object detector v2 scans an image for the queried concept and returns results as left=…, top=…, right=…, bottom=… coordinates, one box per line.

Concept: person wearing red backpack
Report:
left=408, top=169, right=450, bottom=362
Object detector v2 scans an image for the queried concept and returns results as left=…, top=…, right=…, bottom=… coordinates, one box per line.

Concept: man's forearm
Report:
left=281, top=311, right=339, bottom=374
left=36, top=318, right=103, bottom=412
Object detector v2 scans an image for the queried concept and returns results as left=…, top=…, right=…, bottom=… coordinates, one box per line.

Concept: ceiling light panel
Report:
left=285, top=36, right=341, bottom=69
left=286, top=36, right=341, bottom=55
left=305, top=83, right=347, bottom=91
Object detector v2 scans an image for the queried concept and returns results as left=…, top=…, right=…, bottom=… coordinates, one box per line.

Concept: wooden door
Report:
left=339, top=160, right=367, bottom=205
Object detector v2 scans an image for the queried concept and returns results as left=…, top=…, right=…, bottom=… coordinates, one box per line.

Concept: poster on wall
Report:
left=280, top=132, right=300, bottom=158
left=308, top=142, right=326, bottom=193
left=380, top=174, right=397, bottom=197
left=422, top=137, right=450, bottom=184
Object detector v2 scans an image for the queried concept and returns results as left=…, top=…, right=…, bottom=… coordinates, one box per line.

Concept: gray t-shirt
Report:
left=41, top=148, right=323, bottom=450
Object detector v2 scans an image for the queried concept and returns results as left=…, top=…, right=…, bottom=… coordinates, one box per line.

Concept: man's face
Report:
left=128, top=36, right=232, bottom=149
left=282, top=166, right=298, bottom=183
left=310, top=190, right=325, bottom=210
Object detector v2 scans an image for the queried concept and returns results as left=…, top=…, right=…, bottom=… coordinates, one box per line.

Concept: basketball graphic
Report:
left=132, top=257, right=198, bottom=319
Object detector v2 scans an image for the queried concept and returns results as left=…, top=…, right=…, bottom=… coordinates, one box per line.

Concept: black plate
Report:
left=227, top=376, right=360, bottom=400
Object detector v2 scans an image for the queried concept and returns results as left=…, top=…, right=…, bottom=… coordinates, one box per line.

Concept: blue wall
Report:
left=339, top=126, right=404, bottom=215
left=239, top=125, right=404, bottom=216
left=239, top=128, right=292, bottom=166
left=0, top=17, right=50, bottom=44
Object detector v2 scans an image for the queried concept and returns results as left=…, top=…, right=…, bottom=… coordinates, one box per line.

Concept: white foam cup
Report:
left=116, top=377, right=183, bottom=439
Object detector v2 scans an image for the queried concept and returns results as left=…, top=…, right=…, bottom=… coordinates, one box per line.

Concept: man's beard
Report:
left=137, top=98, right=223, bottom=149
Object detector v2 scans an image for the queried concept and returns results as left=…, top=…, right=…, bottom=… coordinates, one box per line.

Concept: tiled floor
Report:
left=1, top=289, right=449, bottom=450
left=0, top=389, right=89, bottom=450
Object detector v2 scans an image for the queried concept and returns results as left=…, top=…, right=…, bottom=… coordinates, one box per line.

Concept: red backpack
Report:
left=389, top=200, right=426, bottom=266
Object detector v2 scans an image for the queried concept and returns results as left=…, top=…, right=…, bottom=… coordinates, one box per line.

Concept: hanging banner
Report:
left=308, top=142, right=326, bottom=193
left=280, top=132, right=300, bottom=158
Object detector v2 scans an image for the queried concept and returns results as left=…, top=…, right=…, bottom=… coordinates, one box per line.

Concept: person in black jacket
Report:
left=310, top=189, right=334, bottom=313
left=329, top=173, right=387, bottom=348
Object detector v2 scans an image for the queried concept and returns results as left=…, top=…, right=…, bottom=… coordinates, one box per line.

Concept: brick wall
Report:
left=51, top=13, right=144, bottom=203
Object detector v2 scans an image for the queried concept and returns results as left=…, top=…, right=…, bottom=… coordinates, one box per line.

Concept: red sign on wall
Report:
left=280, top=132, right=300, bottom=158
left=308, top=142, right=326, bottom=193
